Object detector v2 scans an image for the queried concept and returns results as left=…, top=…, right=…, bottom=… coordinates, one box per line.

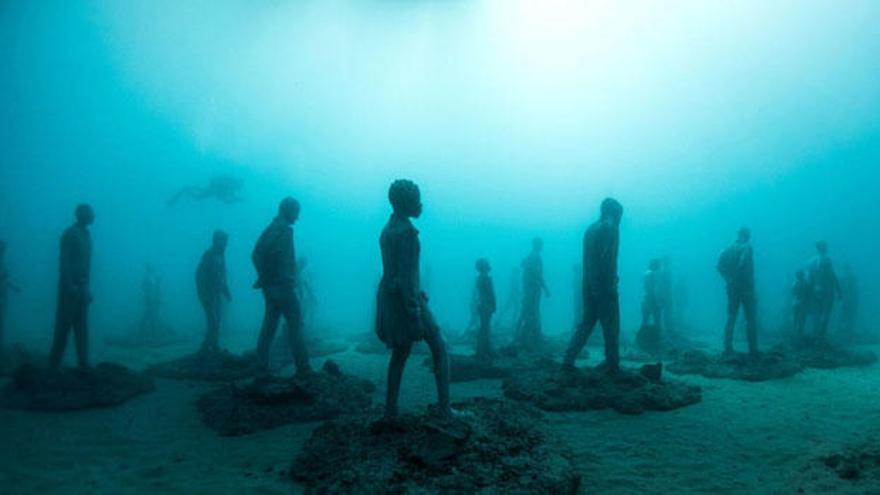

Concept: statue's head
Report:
left=278, top=197, right=301, bottom=224
left=212, top=229, right=229, bottom=251
left=737, top=227, right=751, bottom=243
left=475, top=258, right=491, bottom=274
left=815, top=240, right=828, bottom=255
left=75, top=203, right=95, bottom=226
left=388, top=179, right=422, bottom=218
left=600, top=197, right=623, bottom=226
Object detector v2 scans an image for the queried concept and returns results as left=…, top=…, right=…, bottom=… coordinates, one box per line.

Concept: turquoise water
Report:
left=1, top=1, right=879, bottom=493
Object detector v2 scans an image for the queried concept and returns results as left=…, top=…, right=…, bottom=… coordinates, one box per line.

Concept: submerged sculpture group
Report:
left=0, top=179, right=874, bottom=492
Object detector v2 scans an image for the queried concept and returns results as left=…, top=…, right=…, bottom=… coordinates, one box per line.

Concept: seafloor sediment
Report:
left=290, top=397, right=581, bottom=494
left=503, top=359, right=702, bottom=414
left=197, top=359, right=375, bottom=436
left=145, top=349, right=258, bottom=382
left=0, top=362, right=154, bottom=411
left=667, top=349, right=803, bottom=382
left=103, top=328, right=192, bottom=350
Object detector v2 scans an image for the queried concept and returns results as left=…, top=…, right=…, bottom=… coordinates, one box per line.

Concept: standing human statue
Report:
left=641, top=258, right=663, bottom=330
left=563, top=198, right=623, bottom=373
left=139, top=263, right=161, bottom=338
left=375, top=179, right=451, bottom=419
left=252, top=197, right=311, bottom=376
left=516, top=237, right=550, bottom=348
left=791, top=269, right=811, bottom=340
left=196, top=230, right=231, bottom=354
left=0, top=241, right=22, bottom=353
left=474, top=258, right=497, bottom=362
left=49, top=204, right=95, bottom=369
left=716, top=227, right=758, bottom=356
left=807, top=240, right=841, bottom=341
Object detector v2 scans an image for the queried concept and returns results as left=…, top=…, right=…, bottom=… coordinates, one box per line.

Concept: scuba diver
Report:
left=196, top=230, right=231, bottom=353
left=563, top=198, right=623, bottom=373
left=474, top=258, right=497, bottom=362
left=807, top=240, right=841, bottom=340
left=252, top=197, right=311, bottom=376
left=375, top=179, right=451, bottom=419
left=167, top=175, right=244, bottom=206
left=516, top=238, right=550, bottom=348
left=49, top=204, right=95, bottom=369
left=716, top=227, right=758, bottom=356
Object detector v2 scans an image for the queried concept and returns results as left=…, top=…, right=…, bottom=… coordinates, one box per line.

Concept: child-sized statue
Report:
left=375, top=179, right=451, bottom=419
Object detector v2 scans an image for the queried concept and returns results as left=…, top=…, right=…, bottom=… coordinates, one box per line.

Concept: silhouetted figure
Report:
left=252, top=198, right=311, bottom=375
left=516, top=238, right=550, bottom=348
left=563, top=198, right=623, bottom=372
left=838, top=264, right=860, bottom=337
left=791, top=269, right=811, bottom=339
left=375, top=179, right=450, bottom=419
left=49, top=204, right=94, bottom=369
left=717, top=227, right=758, bottom=355
left=807, top=241, right=841, bottom=340
left=641, top=259, right=663, bottom=329
left=296, top=257, right=318, bottom=331
left=139, top=264, right=161, bottom=337
left=167, top=175, right=243, bottom=206
left=196, top=230, right=231, bottom=353
left=0, top=241, right=22, bottom=352
left=474, top=259, right=497, bottom=361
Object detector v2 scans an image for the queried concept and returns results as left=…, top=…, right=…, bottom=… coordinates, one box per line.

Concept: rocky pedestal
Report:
left=290, top=397, right=581, bottom=493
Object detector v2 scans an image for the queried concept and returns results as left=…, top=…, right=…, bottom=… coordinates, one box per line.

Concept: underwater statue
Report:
left=474, top=258, right=497, bottom=361
left=807, top=240, right=841, bottom=340
left=516, top=237, right=550, bottom=348
left=166, top=175, right=244, bottom=206
left=49, top=204, right=95, bottom=369
left=717, top=227, right=758, bottom=355
left=139, top=263, right=162, bottom=338
left=196, top=230, right=231, bottom=353
left=0, top=240, right=22, bottom=352
left=641, top=258, right=663, bottom=330
left=375, top=179, right=451, bottom=419
left=791, top=269, right=811, bottom=339
left=563, top=197, right=623, bottom=373
left=252, top=197, right=311, bottom=375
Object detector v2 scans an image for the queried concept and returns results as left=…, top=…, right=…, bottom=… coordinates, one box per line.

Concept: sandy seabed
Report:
left=0, top=336, right=878, bottom=494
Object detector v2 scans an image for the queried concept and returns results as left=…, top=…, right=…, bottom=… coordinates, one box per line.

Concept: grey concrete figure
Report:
left=196, top=230, right=231, bottom=353
left=49, top=204, right=95, bottom=369
left=167, top=175, right=244, bottom=206
left=474, top=258, right=497, bottom=361
left=0, top=241, right=22, bottom=352
left=516, top=238, right=550, bottom=348
left=252, top=198, right=311, bottom=375
left=563, top=198, right=623, bottom=372
left=791, top=269, right=811, bottom=338
left=139, top=264, right=161, bottom=337
left=807, top=241, right=841, bottom=339
left=641, top=258, right=663, bottom=330
left=717, top=227, right=758, bottom=355
left=375, top=179, right=450, bottom=419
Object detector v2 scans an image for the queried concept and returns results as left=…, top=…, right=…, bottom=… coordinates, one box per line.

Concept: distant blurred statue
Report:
left=139, top=264, right=162, bottom=338
left=196, top=230, right=231, bottom=353
left=791, top=269, right=811, bottom=339
left=499, top=266, right=521, bottom=329
left=474, top=258, right=497, bottom=362
left=837, top=264, right=860, bottom=338
left=716, top=227, right=758, bottom=356
left=296, top=257, right=318, bottom=331
left=641, top=258, right=663, bottom=330
left=516, top=237, right=550, bottom=348
left=375, top=179, right=451, bottom=419
left=807, top=240, right=841, bottom=340
left=657, top=256, right=674, bottom=334
left=563, top=198, right=623, bottom=373
left=167, top=175, right=243, bottom=206
left=49, top=204, right=95, bottom=369
left=572, top=263, right=583, bottom=330
left=252, top=197, right=311, bottom=376
left=0, top=241, right=22, bottom=352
